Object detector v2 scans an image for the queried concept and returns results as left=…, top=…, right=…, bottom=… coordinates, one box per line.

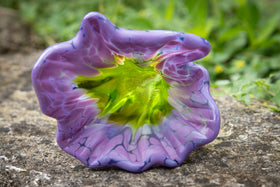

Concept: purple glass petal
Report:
left=32, top=12, right=220, bottom=172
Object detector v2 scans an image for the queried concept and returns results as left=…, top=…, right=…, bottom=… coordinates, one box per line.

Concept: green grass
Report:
left=2, top=0, right=279, bottom=111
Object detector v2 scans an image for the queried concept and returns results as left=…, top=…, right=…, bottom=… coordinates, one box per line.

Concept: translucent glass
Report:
left=32, top=12, right=220, bottom=172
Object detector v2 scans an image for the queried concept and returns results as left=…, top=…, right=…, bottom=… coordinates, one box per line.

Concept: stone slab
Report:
left=0, top=51, right=279, bottom=186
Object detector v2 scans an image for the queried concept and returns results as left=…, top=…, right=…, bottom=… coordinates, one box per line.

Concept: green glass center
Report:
left=73, top=56, right=173, bottom=129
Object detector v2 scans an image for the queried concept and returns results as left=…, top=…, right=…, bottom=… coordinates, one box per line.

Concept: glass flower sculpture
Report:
left=32, top=12, right=220, bottom=172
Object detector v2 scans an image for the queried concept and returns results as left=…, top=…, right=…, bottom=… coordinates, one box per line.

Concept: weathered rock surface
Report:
left=0, top=51, right=279, bottom=186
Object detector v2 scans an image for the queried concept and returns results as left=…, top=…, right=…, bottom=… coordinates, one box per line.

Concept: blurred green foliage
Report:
left=1, top=0, right=280, bottom=111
